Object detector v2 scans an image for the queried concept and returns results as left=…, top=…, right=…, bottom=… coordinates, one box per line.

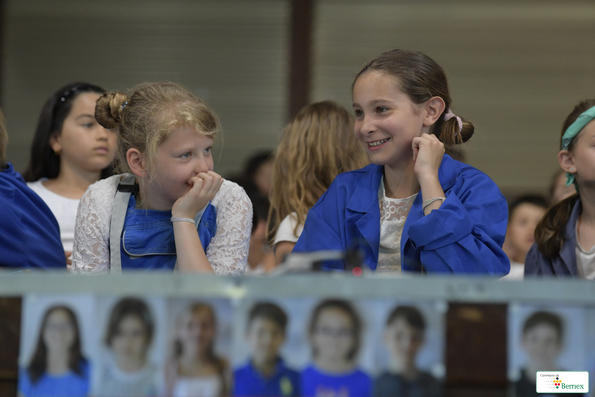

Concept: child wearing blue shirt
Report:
left=301, top=300, right=371, bottom=397
left=233, top=302, right=300, bottom=396
left=19, top=305, right=90, bottom=397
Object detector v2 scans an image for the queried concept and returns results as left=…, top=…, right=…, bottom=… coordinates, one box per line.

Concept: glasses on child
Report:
left=315, top=326, right=354, bottom=338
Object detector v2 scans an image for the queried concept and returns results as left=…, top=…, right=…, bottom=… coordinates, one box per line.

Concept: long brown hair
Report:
left=354, top=49, right=474, bottom=147
left=27, top=305, right=86, bottom=384
left=173, top=303, right=228, bottom=396
left=267, top=101, right=369, bottom=243
left=535, top=99, right=595, bottom=258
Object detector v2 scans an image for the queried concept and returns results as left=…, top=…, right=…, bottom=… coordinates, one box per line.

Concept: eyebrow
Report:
left=353, top=99, right=393, bottom=108
left=75, top=114, right=95, bottom=121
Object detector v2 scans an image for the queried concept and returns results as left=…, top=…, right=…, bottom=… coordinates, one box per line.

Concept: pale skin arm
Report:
left=274, top=241, right=296, bottom=265
left=412, top=133, right=446, bottom=215
left=172, top=171, right=223, bottom=273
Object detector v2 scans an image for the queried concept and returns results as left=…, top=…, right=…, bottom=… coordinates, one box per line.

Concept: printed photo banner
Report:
left=18, top=294, right=448, bottom=397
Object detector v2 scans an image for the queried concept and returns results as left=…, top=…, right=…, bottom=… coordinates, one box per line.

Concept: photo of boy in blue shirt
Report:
left=233, top=302, right=300, bottom=396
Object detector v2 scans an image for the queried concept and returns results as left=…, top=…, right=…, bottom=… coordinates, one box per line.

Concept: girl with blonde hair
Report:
left=71, top=81, right=252, bottom=274
left=267, top=101, right=369, bottom=264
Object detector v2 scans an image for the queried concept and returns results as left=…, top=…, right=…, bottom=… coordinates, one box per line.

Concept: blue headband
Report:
left=560, top=105, right=595, bottom=186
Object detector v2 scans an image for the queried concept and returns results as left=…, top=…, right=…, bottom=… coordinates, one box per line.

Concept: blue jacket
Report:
left=525, top=198, right=581, bottom=277
left=0, top=163, right=65, bottom=269
left=293, top=155, right=510, bottom=274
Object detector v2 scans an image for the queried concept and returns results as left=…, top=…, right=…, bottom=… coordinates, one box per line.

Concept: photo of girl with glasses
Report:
left=301, top=299, right=371, bottom=397
left=19, top=305, right=90, bottom=397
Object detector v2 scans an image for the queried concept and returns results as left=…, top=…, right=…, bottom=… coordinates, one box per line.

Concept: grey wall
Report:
left=3, top=0, right=595, bottom=195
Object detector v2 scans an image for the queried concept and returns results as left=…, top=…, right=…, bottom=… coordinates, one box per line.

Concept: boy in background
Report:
left=233, top=302, right=300, bottom=396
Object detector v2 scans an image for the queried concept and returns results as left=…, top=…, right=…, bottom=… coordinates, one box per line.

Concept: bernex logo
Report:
left=536, top=372, right=589, bottom=393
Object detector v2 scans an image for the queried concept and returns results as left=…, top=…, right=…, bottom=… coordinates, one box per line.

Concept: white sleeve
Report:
left=206, top=180, right=252, bottom=276
left=273, top=212, right=303, bottom=245
left=70, top=176, right=119, bottom=274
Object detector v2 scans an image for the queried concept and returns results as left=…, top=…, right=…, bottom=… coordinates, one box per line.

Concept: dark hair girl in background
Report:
left=23, top=82, right=117, bottom=268
left=19, top=305, right=90, bottom=397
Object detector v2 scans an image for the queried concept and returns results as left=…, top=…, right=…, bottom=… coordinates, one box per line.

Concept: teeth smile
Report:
left=369, top=138, right=389, bottom=147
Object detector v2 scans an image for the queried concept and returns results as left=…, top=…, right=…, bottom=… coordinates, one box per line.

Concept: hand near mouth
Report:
left=172, top=171, right=223, bottom=219
left=412, top=133, right=445, bottom=182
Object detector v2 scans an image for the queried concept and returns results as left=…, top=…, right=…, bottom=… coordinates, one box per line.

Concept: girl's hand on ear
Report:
left=172, top=171, right=223, bottom=219
left=412, top=133, right=445, bottom=183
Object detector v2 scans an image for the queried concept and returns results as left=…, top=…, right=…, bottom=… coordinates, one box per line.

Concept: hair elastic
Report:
left=121, top=101, right=128, bottom=110
left=443, top=109, right=463, bottom=132
left=560, top=105, right=595, bottom=186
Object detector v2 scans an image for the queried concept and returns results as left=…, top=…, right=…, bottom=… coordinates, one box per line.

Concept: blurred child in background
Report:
left=302, top=299, right=371, bottom=397
left=166, top=303, right=229, bottom=397
left=267, top=101, right=368, bottom=265
left=502, top=195, right=548, bottom=280
left=233, top=302, right=300, bottom=396
left=95, top=298, right=159, bottom=397
left=19, top=306, right=89, bottom=397
left=375, top=305, right=442, bottom=397
left=23, top=83, right=116, bottom=267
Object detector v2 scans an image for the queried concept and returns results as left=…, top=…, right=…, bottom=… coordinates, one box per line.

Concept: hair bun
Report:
left=439, top=117, right=474, bottom=145
left=95, top=92, right=129, bottom=129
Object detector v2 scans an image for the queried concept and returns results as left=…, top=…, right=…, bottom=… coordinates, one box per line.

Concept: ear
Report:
left=423, top=96, right=446, bottom=127
left=127, top=148, right=148, bottom=178
left=49, top=133, right=62, bottom=154
left=558, top=150, right=576, bottom=174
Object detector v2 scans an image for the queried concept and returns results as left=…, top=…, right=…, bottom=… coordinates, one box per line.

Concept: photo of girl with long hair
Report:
left=19, top=301, right=91, bottom=397
left=165, top=301, right=231, bottom=397
left=301, top=299, right=371, bottom=397
left=93, top=297, right=160, bottom=397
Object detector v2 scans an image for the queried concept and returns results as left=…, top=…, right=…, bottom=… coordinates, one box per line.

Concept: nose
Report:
left=96, top=125, right=109, bottom=140
left=358, top=114, right=376, bottom=135
left=194, top=157, right=209, bottom=175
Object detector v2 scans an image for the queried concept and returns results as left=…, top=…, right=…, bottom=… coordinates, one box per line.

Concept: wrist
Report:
left=171, top=216, right=195, bottom=224
left=417, top=172, right=440, bottom=189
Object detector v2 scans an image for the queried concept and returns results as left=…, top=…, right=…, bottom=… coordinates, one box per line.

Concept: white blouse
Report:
left=27, top=179, right=80, bottom=252
left=71, top=174, right=252, bottom=275
left=377, top=177, right=417, bottom=274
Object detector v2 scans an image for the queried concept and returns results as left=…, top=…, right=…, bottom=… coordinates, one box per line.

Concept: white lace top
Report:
left=71, top=174, right=252, bottom=275
left=377, top=177, right=417, bottom=273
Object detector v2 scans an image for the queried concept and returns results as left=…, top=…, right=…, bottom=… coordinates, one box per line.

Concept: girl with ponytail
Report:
left=70, top=81, right=251, bottom=275
left=293, top=49, right=509, bottom=275
left=526, top=99, right=595, bottom=278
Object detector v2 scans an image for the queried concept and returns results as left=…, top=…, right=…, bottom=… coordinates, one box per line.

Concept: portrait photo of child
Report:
left=164, top=298, right=233, bottom=397
left=91, top=296, right=167, bottom=397
left=18, top=294, right=95, bottom=397
left=508, top=304, right=587, bottom=397
left=232, top=301, right=300, bottom=396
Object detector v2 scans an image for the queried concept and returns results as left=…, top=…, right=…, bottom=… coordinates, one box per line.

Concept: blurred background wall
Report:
left=1, top=0, right=595, bottom=196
